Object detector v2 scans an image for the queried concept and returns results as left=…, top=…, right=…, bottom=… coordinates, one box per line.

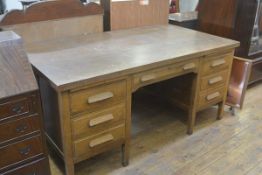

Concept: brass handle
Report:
left=19, top=146, right=31, bottom=156
left=12, top=105, right=23, bottom=114
left=183, top=63, right=196, bottom=70
left=89, top=114, right=114, bottom=127
left=89, top=134, right=114, bottom=148
left=140, top=74, right=156, bottom=82
left=16, top=124, right=28, bottom=133
left=208, top=76, right=223, bottom=85
left=211, top=59, right=226, bottom=67
left=206, top=92, right=220, bottom=101
left=87, top=92, right=114, bottom=104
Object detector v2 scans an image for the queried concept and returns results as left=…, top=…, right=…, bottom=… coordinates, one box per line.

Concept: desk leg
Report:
left=122, top=78, right=132, bottom=166
left=59, top=92, right=75, bottom=175
left=217, top=101, right=225, bottom=120
left=187, top=73, right=199, bottom=135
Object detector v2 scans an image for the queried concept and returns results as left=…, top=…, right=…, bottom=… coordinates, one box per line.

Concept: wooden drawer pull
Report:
left=89, top=134, right=114, bottom=148
left=206, top=92, right=220, bottom=101
left=87, top=92, right=114, bottom=104
left=211, top=59, right=226, bottom=67
left=89, top=114, right=114, bottom=127
left=19, top=146, right=31, bottom=156
left=208, top=76, right=223, bottom=85
left=141, top=74, right=156, bottom=82
left=183, top=63, right=196, bottom=70
left=16, top=124, right=28, bottom=133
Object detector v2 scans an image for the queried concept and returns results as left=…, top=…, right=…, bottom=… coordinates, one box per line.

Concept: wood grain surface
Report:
left=27, top=25, right=239, bottom=91
left=0, top=31, right=37, bottom=99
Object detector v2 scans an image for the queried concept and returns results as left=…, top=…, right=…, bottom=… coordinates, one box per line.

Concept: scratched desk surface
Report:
left=27, top=25, right=239, bottom=91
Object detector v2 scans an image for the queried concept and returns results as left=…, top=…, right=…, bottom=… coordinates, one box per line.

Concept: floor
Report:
left=49, top=83, right=262, bottom=175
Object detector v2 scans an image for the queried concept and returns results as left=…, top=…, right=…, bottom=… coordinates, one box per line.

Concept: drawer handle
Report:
left=12, top=105, right=24, bottom=114
left=206, top=92, right=220, bottom=101
left=19, top=146, right=31, bottom=156
left=141, top=74, right=156, bottom=82
left=208, top=76, right=223, bottom=85
left=89, top=134, right=114, bottom=148
left=87, top=92, right=114, bottom=104
left=89, top=114, right=114, bottom=127
left=211, top=59, right=226, bottom=67
left=16, top=124, right=28, bottom=133
left=183, top=63, right=196, bottom=70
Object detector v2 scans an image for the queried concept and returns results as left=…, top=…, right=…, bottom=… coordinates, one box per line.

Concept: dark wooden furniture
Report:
left=198, top=0, right=262, bottom=84
left=100, top=0, right=169, bottom=31
left=0, top=31, right=50, bottom=175
left=226, top=57, right=252, bottom=115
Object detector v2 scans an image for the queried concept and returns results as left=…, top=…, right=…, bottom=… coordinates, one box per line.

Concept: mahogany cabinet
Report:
left=198, top=0, right=262, bottom=84
left=0, top=31, right=50, bottom=175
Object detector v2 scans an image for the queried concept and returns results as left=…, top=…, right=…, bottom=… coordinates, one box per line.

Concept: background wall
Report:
left=179, top=0, right=199, bottom=12
left=6, top=1, right=22, bottom=11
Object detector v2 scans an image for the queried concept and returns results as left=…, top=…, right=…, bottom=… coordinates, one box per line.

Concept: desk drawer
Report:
left=74, top=125, right=125, bottom=160
left=70, top=80, right=126, bottom=114
left=2, top=158, right=49, bottom=175
left=0, top=135, right=43, bottom=169
left=200, top=70, right=229, bottom=91
left=0, top=115, right=40, bottom=144
left=72, top=104, right=126, bottom=140
left=133, top=60, right=199, bottom=90
left=0, top=97, right=36, bottom=121
left=198, top=87, right=225, bottom=109
left=202, top=53, right=233, bottom=75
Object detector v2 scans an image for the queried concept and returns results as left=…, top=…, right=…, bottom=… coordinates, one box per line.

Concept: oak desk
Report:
left=27, top=25, right=239, bottom=175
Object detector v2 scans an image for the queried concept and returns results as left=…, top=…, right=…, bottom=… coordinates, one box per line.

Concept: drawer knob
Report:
left=141, top=74, right=156, bottom=82
left=16, top=124, right=28, bottom=133
left=183, top=63, right=196, bottom=70
left=208, top=76, right=223, bottom=85
left=12, top=105, right=23, bottom=114
left=19, top=146, right=31, bottom=156
left=211, top=59, right=226, bottom=67
left=87, top=92, right=114, bottom=104
left=89, top=114, right=114, bottom=127
left=206, top=92, right=220, bottom=101
left=89, top=134, right=114, bottom=148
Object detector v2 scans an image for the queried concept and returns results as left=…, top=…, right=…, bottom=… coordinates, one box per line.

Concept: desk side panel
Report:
left=38, top=76, right=63, bottom=154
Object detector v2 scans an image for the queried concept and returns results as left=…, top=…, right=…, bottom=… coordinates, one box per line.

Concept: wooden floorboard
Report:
left=49, top=83, right=262, bottom=175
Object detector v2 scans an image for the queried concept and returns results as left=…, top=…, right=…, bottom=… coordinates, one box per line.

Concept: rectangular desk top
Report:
left=27, top=25, right=239, bottom=91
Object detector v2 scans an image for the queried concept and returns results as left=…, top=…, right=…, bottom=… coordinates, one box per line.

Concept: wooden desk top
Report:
left=27, top=25, right=239, bottom=91
left=0, top=31, right=38, bottom=99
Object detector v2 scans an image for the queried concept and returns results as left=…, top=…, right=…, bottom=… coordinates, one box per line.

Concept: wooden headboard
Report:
left=0, top=0, right=104, bottom=45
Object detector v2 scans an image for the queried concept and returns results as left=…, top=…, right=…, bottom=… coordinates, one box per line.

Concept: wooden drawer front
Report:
left=74, top=125, right=125, bottom=160
left=133, top=60, right=199, bottom=90
left=0, top=135, right=43, bottom=169
left=200, top=70, right=229, bottom=91
left=3, top=158, right=49, bottom=175
left=72, top=104, right=126, bottom=140
left=70, top=80, right=126, bottom=114
left=198, top=87, right=225, bottom=109
left=0, top=97, right=35, bottom=121
left=202, top=54, right=233, bottom=75
left=0, top=115, right=40, bottom=144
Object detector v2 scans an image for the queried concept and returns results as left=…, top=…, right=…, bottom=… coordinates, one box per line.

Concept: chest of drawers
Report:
left=0, top=31, right=50, bottom=175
